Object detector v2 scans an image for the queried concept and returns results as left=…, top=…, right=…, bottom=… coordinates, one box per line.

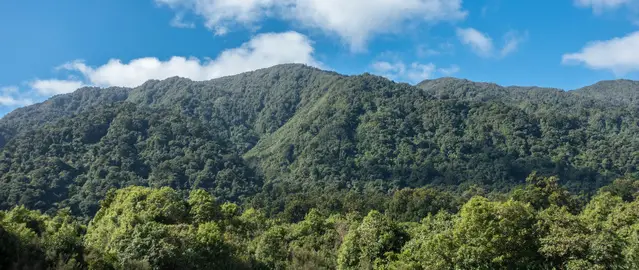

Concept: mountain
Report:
left=416, top=77, right=621, bottom=113
left=573, top=79, right=639, bottom=106
left=1, top=64, right=638, bottom=218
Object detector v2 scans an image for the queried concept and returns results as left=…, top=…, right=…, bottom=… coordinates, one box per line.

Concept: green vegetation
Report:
left=2, top=177, right=639, bottom=269
left=1, top=64, right=639, bottom=268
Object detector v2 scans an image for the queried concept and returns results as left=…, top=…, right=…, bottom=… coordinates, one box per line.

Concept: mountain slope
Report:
left=254, top=75, right=639, bottom=192
left=1, top=64, right=638, bottom=217
left=416, top=77, right=620, bottom=115
left=573, top=79, right=639, bottom=106
left=0, top=87, right=129, bottom=148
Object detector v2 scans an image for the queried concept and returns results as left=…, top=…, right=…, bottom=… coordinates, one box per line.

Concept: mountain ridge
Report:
left=3, top=64, right=636, bottom=126
left=1, top=64, right=639, bottom=218
left=419, top=77, right=639, bottom=91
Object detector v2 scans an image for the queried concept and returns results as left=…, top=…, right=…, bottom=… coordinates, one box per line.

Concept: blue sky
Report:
left=1, top=0, right=639, bottom=115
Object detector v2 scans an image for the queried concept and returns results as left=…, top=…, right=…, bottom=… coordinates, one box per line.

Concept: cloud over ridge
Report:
left=56, top=31, right=320, bottom=88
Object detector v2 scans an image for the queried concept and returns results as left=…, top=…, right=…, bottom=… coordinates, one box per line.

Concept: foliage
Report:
left=3, top=179, right=639, bottom=269
left=0, top=206, right=85, bottom=269
left=337, top=210, right=408, bottom=269
left=1, top=65, right=639, bottom=268
left=2, top=65, right=639, bottom=219
left=83, top=186, right=240, bottom=269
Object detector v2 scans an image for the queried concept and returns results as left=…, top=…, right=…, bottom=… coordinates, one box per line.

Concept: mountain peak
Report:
left=237, top=63, right=324, bottom=75
left=578, top=79, right=639, bottom=90
left=573, top=79, right=639, bottom=105
left=417, top=77, right=501, bottom=89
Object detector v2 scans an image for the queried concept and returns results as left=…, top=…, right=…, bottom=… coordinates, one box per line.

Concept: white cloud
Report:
left=562, top=31, right=639, bottom=75
left=416, top=42, right=455, bottom=58
left=371, top=61, right=458, bottom=83
left=456, top=28, right=494, bottom=57
left=405, top=63, right=437, bottom=82
left=501, top=31, right=528, bottom=57
left=457, top=28, right=526, bottom=58
left=0, top=86, right=34, bottom=107
left=438, top=65, right=461, bottom=76
left=29, top=79, right=85, bottom=95
left=372, top=61, right=433, bottom=82
left=574, top=0, right=635, bottom=13
left=0, top=31, right=318, bottom=111
left=0, top=96, right=33, bottom=107
left=156, top=0, right=467, bottom=51
left=156, top=0, right=278, bottom=30
left=170, top=13, right=196, bottom=28
left=60, top=31, right=319, bottom=88
left=372, top=61, right=407, bottom=76
left=291, top=0, right=467, bottom=51
left=214, top=26, right=229, bottom=36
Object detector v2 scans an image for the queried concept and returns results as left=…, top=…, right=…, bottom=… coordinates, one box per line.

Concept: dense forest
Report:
left=4, top=176, right=639, bottom=269
left=1, top=64, right=639, bottom=268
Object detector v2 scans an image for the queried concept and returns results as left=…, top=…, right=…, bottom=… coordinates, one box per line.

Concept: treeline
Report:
left=3, top=174, right=639, bottom=269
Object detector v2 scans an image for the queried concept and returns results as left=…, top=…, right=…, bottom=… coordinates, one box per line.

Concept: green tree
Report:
left=511, top=173, right=578, bottom=211
left=453, top=197, right=540, bottom=269
left=84, top=186, right=236, bottom=269
left=188, top=189, right=219, bottom=224
left=337, top=210, right=408, bottom=269
left=254, top=225, right=290, bottom=269
left=393, top=212, right=458, bottom=269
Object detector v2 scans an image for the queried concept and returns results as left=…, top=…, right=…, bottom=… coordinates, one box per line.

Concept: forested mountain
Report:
left=573, top=79, right=639, bottom=106
left=2, top=64, right=639, bottom=268
left=1, top=64, right=639, bottom=219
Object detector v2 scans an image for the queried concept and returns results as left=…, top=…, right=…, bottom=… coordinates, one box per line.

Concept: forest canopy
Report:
left=3, top=176, right=639, bottom=269
left=1, top=64, right=639, bottom=268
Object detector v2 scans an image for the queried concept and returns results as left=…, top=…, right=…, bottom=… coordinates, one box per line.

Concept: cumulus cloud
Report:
left=156, top=0, right=467, bottom=51
left=0, top=31, right=318, bottom=111
left=29, top=79, right=85, bottom=95
left=371, top=61, right=459, bottom=83
left=562, top=31, right=639, bottom=75
left=456, top=28, right=493, bottom=57
left=156, top=0, right=278, bottom=29
left=574, top=0, right=635, bottom=13
left=371, top=61, right=405, bottom=75
left=457, top=28, right=526, bottom=58
left=59, top=31, right=319, bottom=88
